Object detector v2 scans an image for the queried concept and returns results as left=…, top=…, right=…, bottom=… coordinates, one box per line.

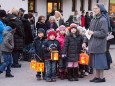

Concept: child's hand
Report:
left=62, top=54, right=66, bottom=59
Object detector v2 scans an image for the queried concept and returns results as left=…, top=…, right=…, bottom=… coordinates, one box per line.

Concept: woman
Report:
left=46, top=16, right=58, bottom=30
left=87, top=4, right=109, bottom=83
left=54, top=11, right=64, bottom=27
left=36, top=16, right=47, bottom=33
left=73, top=10, right=81, bottom=25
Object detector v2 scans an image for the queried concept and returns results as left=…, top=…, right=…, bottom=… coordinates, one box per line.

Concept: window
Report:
left=80, top=0, right=84, bottom=11
left=72, top=0, right=76, bottom=11
left=88, top=0, right=92, bottom=11
left=28, top=0, right=35, bottom=12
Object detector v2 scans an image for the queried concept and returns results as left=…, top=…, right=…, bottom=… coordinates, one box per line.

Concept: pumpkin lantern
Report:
left=79, top=52, right=89, bottom=65
left=30, top=59, right=37, bottom=70
left=51, top=50, right=59, bottom=60
left=35, top=62, right=44, bottom=72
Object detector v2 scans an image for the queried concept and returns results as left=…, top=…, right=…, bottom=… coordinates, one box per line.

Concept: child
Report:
left=56, top=25, right=66, bottom=80
left=0, top=22, right=16, bottom=77
left=62, top=23, right=86, bottom=81
left=33, top=28, right=46, bottom=80
left=43, top=31, right=60, bottom=82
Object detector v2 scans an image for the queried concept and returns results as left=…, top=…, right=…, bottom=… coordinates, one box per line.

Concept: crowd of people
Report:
left=0, top=3, right=115, bottom=83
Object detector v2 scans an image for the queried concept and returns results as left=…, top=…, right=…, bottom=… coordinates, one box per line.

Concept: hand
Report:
left=88, top=31, right=94, bottom=35
left=62, top=54, right=66, bottom=59
left=82, top=43, right=87, bottom=49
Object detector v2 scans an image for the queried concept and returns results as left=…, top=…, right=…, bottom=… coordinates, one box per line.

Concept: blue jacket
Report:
left=0, top=19, right=6, bottom=44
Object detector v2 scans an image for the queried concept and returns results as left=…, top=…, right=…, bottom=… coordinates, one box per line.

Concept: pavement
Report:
left=0, top=45, right=115, bottom=86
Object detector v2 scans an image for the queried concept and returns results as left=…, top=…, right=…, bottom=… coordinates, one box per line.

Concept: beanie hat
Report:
left=59, top=25, right=66, bottom=31
left=56, top=28, right=60, bottom=33
left=38, top=28, right=45, bottom=35
left=0, top=10, right=6, bottom=17
left=70, top=23, right=77, bottom=30
left=48, top=31, right=57, bottom=40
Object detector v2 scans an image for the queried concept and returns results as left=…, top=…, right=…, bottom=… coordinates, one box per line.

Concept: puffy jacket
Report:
left=43, top=39, right=60, bottom=60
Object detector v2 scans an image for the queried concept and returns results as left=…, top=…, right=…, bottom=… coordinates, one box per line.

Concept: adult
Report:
left=36, top=16, right=47, bottom=33
left=46, top=16, right=58, bottom=30
left=0, top=10, right=6, bottom=63
left=90, top=12, right=93, bottom=20
left=85, top=12, right=91, bottom=29
left=87, top=3, right=109, bottom=83
left=80, top=11, right=85, bottom=27
left=54, top=11, right=64, bottom=27
left=73, top=10, right=81, bottom=25
left=10, top=7, right=25, bottom=68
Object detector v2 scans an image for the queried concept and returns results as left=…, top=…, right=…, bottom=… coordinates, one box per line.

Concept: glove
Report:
left=62, top=54, right=66, bottom=59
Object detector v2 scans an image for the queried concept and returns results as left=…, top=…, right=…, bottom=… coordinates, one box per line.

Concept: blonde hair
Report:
left=12, top=7, right=19, bottom=15
left=49, top=16, right=56, bottom=22
left=55, top=11, right=63, bottom=19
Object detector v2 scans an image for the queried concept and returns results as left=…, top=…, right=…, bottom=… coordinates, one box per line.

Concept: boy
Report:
left=33, top=28, right=46, bottom=80
left=0, top=22, right=16, bottom=77
left=43, top=31, right=60, bottom=82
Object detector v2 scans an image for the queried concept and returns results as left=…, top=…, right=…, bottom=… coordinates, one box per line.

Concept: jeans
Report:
left=0, top=53, right=13, bottom=74
left=45, top=60, right=56, bottom=79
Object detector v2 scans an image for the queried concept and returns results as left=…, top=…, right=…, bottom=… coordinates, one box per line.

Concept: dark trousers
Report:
left=12, top=51, right=20, bottom=65
left=0, top=53, right=12, bottom=74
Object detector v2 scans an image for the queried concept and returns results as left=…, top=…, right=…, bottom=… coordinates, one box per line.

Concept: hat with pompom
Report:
left=48, top=31, right=57, bottom=40
left=70, top=23, right=77, bottom=30
left=59, top=25, right=66, bottom=31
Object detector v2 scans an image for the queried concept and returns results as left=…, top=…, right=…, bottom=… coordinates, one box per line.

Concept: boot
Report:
left=5, top=73, right=14, bottom=78
left=59, top=68, right=65, bottom=80
left=73, top=68, right=79, bottom=81
left=68, top=68, right=74, bottom=81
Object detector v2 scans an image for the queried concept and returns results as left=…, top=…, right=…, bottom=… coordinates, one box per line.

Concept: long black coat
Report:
left=46, top=21, right=58, bottom=30
left=22, top=18, right=33, bottom=45
left=62, top=34, right=85, bottom=62
left=36, top=22, right=47, bottom=33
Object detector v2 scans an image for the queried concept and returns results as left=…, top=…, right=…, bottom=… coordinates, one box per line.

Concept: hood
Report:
left=4, top=26, right=12, bottom=31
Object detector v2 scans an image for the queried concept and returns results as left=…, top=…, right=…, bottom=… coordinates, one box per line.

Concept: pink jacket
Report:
left=56, top=34, right=65, bottom=50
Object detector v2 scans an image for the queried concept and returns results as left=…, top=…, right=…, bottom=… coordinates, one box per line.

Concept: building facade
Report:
left=0, top=0, right=109, bottom=21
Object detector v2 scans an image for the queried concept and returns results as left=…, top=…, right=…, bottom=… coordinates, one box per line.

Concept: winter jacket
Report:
left=0, top=19, right=6, bottom=44
left=22, top=18, right=33, bottom=45
left=1, top=27, right=14, bottom=53
left=36, top=22, right=47, bottom=33
left=88, top=14, right=108, bottom=53
left=46, top=21, right=58, bottom=30
left=56, top=34, right=65, bottom=51
left=81, top=15, right=85, bottom=27
left=85, top=15, right=91, bottom=29
left=62, top=34, right=85, bottom=62
left=43, top=39, right=60, bottom=60
left=33, top=37, right=45, bottom=61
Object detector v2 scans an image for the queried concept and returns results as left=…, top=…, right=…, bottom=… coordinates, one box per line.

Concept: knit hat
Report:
left=56, top=28, right=60, bottom=33
left=70, top=23, right=77, bottom=30
left=0, top=10, right=6, bottom=17
left=47, top=31, right=57, bottom=40
left=59, top=25, right=66, bottom=31
left=38, top=28, right=45, bottom=35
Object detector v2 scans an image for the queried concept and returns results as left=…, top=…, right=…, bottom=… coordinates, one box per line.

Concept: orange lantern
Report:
left=51, top=50, right=59, bottom=60
left=30, top=59, right=37, bottom=70
left=35, top=62, right=44, bottom=72
left=79, top=52, right=89, bottom=65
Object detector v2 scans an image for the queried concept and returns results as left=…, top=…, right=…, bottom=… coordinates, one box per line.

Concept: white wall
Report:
left=0, top=0, right=28, bottom=13
left=63, top=0, right=72, bottom=22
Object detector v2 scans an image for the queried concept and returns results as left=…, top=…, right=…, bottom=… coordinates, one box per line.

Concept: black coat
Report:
left=46, top=21, right=58, bottom=30
left=43, top=40, right=60, bottom=60
left=62, top=34, right=84, bottom=62
left=33, top=37, right=45, bottom=61
left=22, top=18, right=33, bottom=45
left=85, top=15, right=91, bottom=29
left=36, top=22, right=47, bottom=33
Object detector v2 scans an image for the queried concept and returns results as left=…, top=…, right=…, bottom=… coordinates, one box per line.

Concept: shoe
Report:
left=37, top=76, right=41, bottom=81
left=68, top=78, right=74, bottom=81
left=5, top=74, right=14, bottom=78
left=90, top=77, right=99, bottom=82
left=94, top=78, right=106, bottom=83
left=46, top=78, right=52, bottom=82
left=52, top=78, right=56, bottom=82
left=79, top=74, right=84, bottom=78
left=11, top=64, right=21, bottom=68
left=0, top=71, right=3, bottom=74
left=74, top=77, right=79, bottom=81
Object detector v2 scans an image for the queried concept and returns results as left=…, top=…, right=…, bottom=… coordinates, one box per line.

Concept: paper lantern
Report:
left=30, top=59, right=37, bottom=70
left=35, top=62, right=44, bottom=72
left=79, top=53, right=89, bottom=65
left=51, top=50, right=59, bottom=60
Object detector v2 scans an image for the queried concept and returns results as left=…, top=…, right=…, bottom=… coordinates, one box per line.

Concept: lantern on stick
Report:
left=51, top=50, right=59, bottom=60
left=30, top=59, right=37, bottom=70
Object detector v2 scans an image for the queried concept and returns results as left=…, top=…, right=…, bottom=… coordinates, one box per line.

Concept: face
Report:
left=41, top=17, right=45, bottom=23
left=71, top=28, right=77, bottom=34
left=50, top=19, right=55, bottom=23
left=60, top=30, right=66, bottom=35
left=93, top=5, right=100, bottom=15
left=38, top=32, right=44, bottom=38
left=55, top=12, right=60, bottom=18
left=49, top=35, right=55, bottom=40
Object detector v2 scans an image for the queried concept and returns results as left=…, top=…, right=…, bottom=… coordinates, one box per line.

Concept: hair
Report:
left=28, top=12, right=34, bottom=19
left=8, top=21, right=17, bottom=29
left=49, top=16, right=56, bottom=22
left=12, top=7, right=19, bottom=15
left=38, top=16, right=45, bottom=22
left=24, top=14, right=29, bottom=19
left=55, top=11, right=63, bottom=19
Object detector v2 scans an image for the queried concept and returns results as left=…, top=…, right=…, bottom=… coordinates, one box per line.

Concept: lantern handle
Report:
left=35, top=54, right=42, bottom=61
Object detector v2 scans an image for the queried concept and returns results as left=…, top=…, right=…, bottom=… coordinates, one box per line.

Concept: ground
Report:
left=0, top=45, right=115, bottom=86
